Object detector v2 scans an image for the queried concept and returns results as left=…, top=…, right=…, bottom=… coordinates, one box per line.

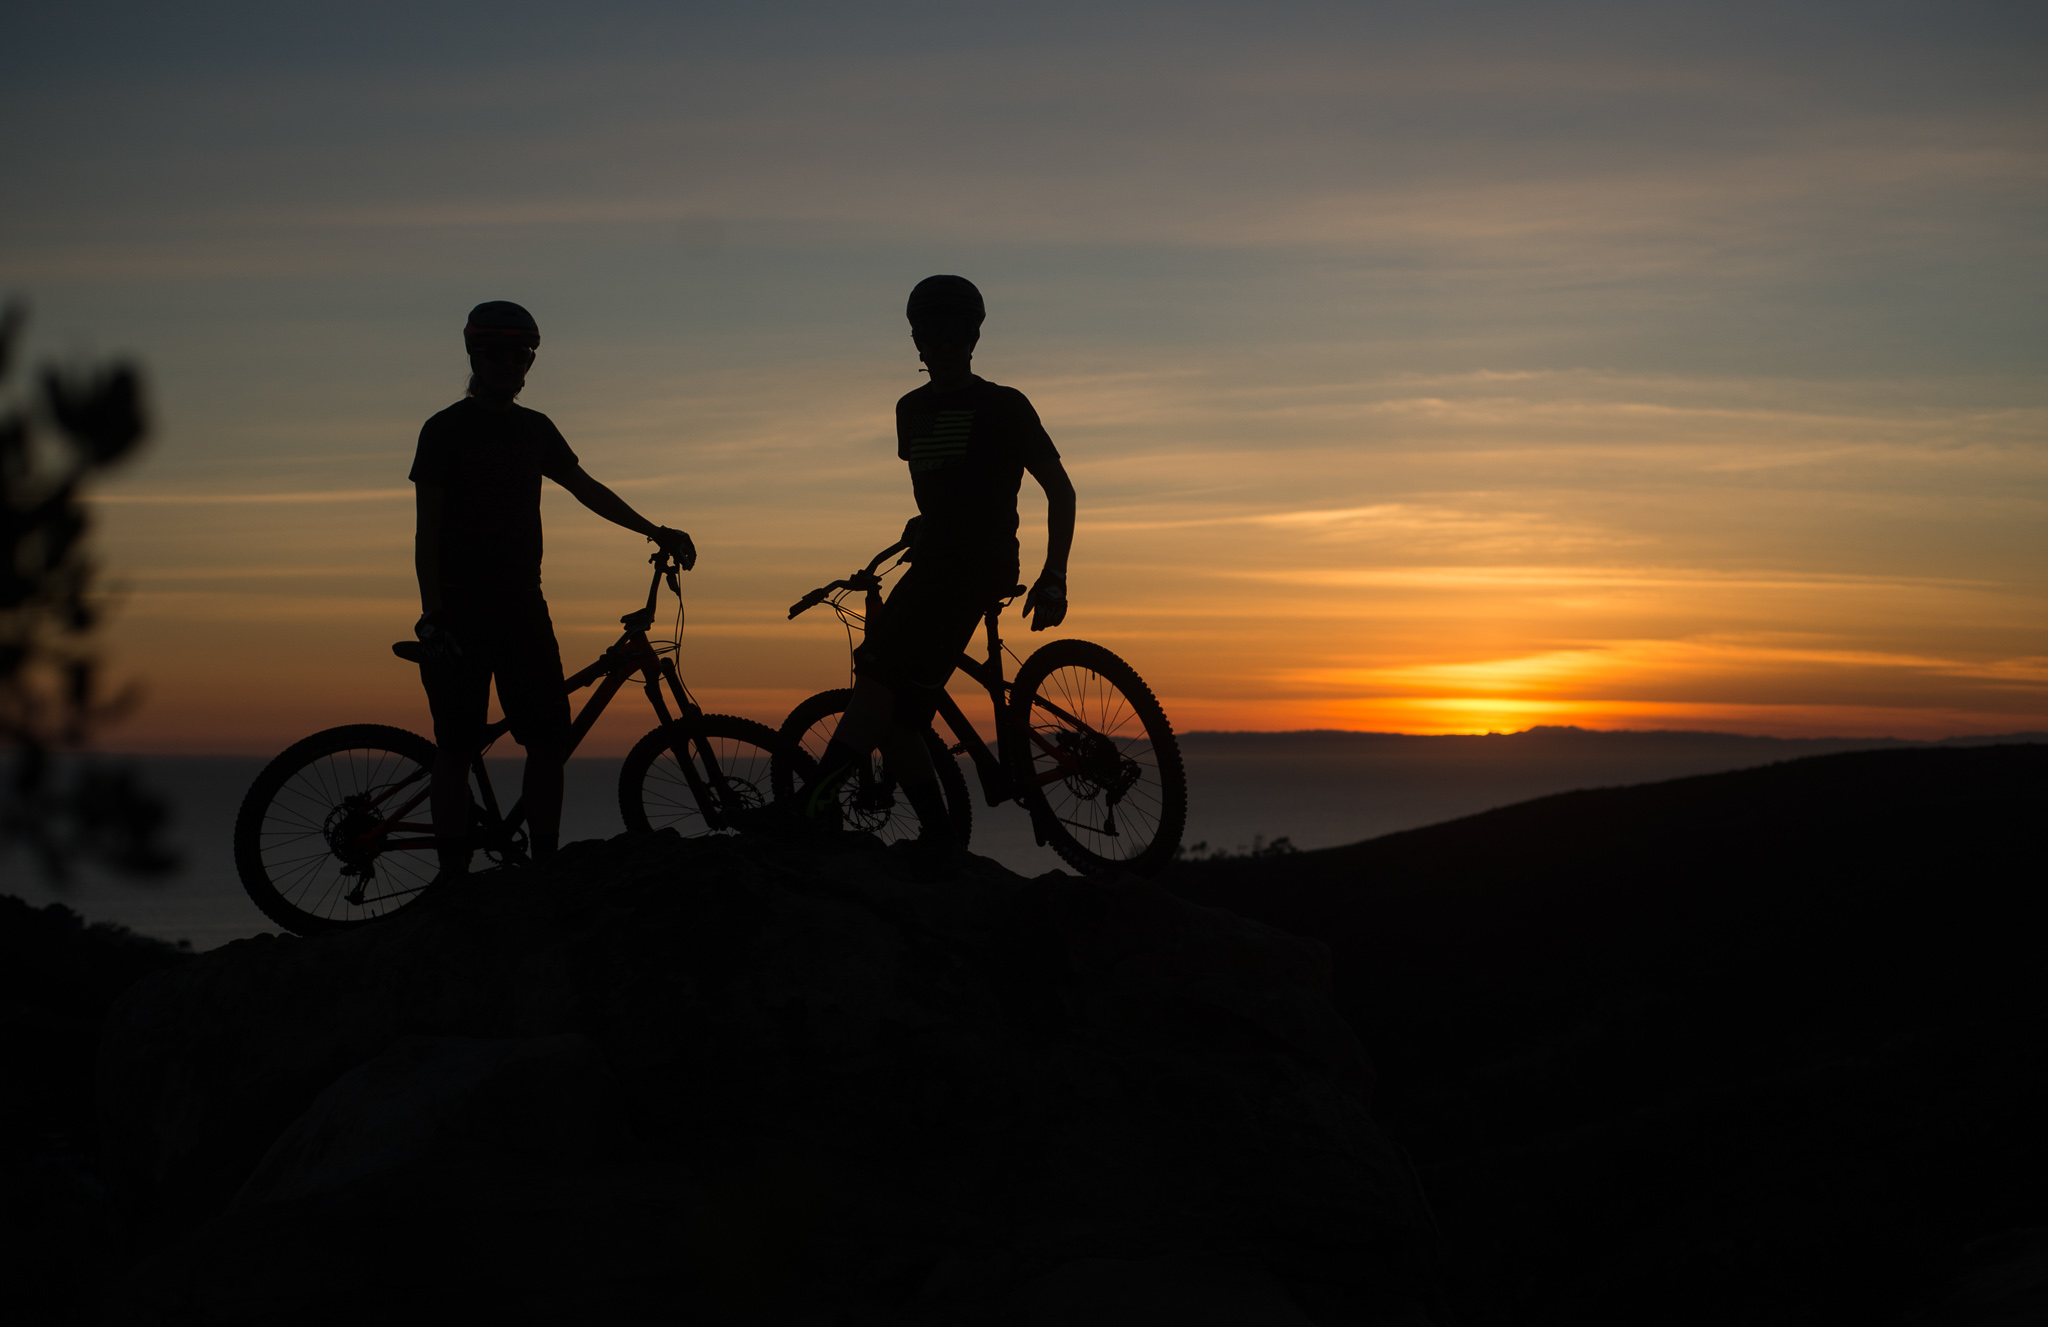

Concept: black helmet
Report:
left=906, top=275, right=984, bottom=345
left=463, top=300, right=540, bottom=349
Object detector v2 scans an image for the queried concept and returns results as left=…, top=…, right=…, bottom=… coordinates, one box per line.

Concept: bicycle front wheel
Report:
left=1009, top=640, right=1186, bottom=876
left=619, top=713, right=781, bottom=836
left=770, top=688, right=973, bottom=846
left=233, top=724, right=447, bottom=935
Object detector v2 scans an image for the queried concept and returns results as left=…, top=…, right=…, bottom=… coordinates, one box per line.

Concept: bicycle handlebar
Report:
left=621, top=548, right=686, bottom=632
left=788, top=584, right=838, bottom=619
left=787, top=538, right=911, bottom=619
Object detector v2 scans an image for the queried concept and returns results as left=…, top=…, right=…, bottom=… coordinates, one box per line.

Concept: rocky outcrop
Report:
left=97, top=832, right=1437, bottom=1324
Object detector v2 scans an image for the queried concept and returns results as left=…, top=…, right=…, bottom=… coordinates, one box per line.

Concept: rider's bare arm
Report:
left=554, top=463, right=695, bottom=566
left=414, top=482, right=445, bottom=615
left=555, top=463, right=659, bottom=537
left=1023, top=453, right=1075, bottom=631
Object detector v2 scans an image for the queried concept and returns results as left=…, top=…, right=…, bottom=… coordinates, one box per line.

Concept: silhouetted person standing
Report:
left=794, top=276, right=1076, bottom=852
left=412, top=301, right=695, bottom=881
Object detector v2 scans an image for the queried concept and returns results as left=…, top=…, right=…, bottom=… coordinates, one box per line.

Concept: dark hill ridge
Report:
left=1167, top=743, right=2048, bottom=1324
left=19, top=744, right=2044, bottom=1323
left=93, top=833, right=1440, bottom=1325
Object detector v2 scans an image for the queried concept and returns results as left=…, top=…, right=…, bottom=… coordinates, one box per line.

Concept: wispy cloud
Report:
left=99, top=489, right=413, bottom=505
left=15, top=1, right=2044, bottom=744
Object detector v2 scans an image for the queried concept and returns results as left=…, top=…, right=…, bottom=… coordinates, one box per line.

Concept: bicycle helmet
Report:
left=463, top=301, right=540, bottom=349
left=906, top=275, right=984, bottom=346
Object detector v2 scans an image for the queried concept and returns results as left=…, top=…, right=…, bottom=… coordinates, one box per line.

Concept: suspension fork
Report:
left=643, top=652, right=701, bottom=728
left=642, top=654, right=738, bottom=824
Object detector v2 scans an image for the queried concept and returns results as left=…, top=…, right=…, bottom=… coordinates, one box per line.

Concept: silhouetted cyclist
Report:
left=412, top=301, right=696, bottom=881
left=792, top=275, right=1077, bottom=852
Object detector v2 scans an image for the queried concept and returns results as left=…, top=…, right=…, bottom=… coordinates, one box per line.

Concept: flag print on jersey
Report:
left=907, top=409, right=975, bottom=473
left=895, top=377, right=1060, bottom=564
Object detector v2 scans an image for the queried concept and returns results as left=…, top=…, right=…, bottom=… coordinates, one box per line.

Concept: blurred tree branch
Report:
left=1, top=303, right=175, bottom=880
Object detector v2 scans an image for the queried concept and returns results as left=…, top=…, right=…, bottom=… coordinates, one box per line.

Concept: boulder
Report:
left=97, top=832, right=1436, bottom=1324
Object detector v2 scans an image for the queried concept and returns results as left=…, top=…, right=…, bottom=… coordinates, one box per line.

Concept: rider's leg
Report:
left=806, top=675, right=940, bottom=802
left=876, top=719, right=934, bottom=783
left=801, top=673, right=891, bottom=818
left=882, top=689, right=957, bottom=842
left=496, top=592, right=572, bottom=860
left=430, top=744, right=472, bottom=877
left=421, top=642, right=489, bottom=881
left=806, top=690, right=951, bottom=838
left=789, top=558, right=984, bottom=837
left=522, top=737, right=566, bottom=860
left=823, top=671, right=895, bottom=758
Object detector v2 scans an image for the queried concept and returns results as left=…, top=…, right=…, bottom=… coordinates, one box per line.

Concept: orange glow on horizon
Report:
left=69, top=360, right=2048, bottom=756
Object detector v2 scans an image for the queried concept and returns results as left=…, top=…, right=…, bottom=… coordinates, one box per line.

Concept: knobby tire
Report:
left=233, top=723, right=446, bottom=935
left=1009, top=639, right=1186, bottom=876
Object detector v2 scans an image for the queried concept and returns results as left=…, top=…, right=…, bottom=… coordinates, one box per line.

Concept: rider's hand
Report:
left=414, top=610, right=463, bottom=662
left=1023, top=569, right=1068, bottom=632
left=653, top=526, right=697, bottom=571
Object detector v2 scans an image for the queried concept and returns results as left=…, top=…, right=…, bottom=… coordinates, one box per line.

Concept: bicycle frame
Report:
left=793, top=542, right=1120, bottom=847
left=932, top=608, right=1118, bottom=846
left=357, top=551, right=738, bottom=860
left=931, top=612, right=1023, bottom=807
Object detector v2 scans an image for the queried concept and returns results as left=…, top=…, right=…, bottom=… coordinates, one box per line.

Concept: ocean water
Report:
left=6, top=728, right=2038, bottom=950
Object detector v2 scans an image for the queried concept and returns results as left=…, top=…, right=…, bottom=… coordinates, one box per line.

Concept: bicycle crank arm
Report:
left=1053, top=812, right=1118, bottom=836
left=347, top=880, right=433, bottom=907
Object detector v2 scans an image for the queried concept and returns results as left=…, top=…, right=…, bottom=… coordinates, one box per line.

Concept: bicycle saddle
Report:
left=391, top=640, right=426, bottom=664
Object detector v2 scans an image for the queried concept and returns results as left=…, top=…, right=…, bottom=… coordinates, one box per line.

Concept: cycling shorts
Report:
left=420, top=589, right=572, bottom=754
left=853, top=556, right=1019, bottom=717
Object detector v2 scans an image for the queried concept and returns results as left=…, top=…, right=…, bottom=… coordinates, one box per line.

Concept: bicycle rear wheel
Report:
left=233, top=723, right=447, bottom=935
left=770, top=688, right=973, bottom=846
left=619, top=713, right=781, bottom=836
left=1009, top=640, right=1186, bottom=876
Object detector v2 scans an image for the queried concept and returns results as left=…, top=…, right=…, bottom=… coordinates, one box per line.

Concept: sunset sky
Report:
left=6, top=1, right=2044, bottom=754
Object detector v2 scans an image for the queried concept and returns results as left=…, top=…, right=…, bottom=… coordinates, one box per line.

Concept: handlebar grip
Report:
left=789, top=587, right=832, bottom=619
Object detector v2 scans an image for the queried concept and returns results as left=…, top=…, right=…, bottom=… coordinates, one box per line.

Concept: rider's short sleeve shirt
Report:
left=895, top=377, right=1059, bottom=570
left=410, top=398, right=579, bottom=597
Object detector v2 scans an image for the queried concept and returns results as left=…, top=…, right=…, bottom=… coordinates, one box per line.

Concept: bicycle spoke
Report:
left=625, top=720, right=778, bottom=838
left=1019, top=660, right=1175, bottom=863
left=251, top=742, right=441, bottom=922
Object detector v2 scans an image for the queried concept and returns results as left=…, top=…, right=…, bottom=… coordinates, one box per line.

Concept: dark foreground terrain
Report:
left=3, top=743, right=2042, bottom=1323
left=18, top=833, right=1440, bottom=1325
left=1169, top=743, right=2048, bottom=1324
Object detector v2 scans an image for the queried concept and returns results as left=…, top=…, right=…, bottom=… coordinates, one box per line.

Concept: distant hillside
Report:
left=1176, top=723, right=2048, bottom=792
left=1162, top=726, right=2048, bottom=857
left=1181, top=725, right=2047, bottom=748
left=1167, top=743, right=2048, bottom=1324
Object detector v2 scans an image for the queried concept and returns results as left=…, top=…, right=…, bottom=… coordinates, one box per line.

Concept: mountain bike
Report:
left=233, top=549, right=777, bottom=934
left=776, top=539, right=1187, bottom=876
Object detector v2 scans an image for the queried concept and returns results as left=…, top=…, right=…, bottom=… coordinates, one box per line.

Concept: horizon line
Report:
left=78, top=725, right=2048, bottom=758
